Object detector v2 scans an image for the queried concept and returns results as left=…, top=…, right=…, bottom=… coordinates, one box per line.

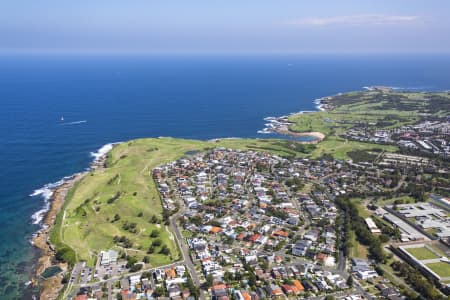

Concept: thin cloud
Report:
left=286, top=14, right=419, bottom=26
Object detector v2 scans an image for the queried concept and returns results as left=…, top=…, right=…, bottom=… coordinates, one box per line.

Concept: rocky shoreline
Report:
left=260, top=115, right=326, bottom=144
left=31, top=151, right=111, bottom=299
left=258, top=96, right=331, bottom=142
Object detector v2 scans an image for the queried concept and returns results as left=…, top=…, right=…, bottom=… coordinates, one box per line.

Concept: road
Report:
left=67, top=207, right=205, bottom=300
left=107, top=281, right=112, bottom=300
left=66, top=169, right=364, bottom=299
left=169, top=209, right=206, bottom=300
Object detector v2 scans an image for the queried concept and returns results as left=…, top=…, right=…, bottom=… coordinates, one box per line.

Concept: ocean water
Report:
left=1, top=53, right=450, bottom=299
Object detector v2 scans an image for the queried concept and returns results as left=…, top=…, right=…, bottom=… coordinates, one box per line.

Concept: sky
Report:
left=1, top=0, right=450, bottom=54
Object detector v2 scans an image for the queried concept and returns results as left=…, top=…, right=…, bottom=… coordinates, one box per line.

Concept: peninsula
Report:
left=34, top=88, right=450, bottom=300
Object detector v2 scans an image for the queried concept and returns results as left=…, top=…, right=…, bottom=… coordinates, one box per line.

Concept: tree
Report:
left=61, top=273, right=70, bottom=284
left=235, top=271, right=242, bottom=281
left=379, top=234, right=390, bottom=243
left=347, top=275, right=354, bottom=287
left=129, top=264, right=142, bottom=272
left=126, top=256, right=138, bottom=268
left=113, top=214, right=121, bottom=222
left=206, top=274, right=214, bottom=288
left=261, top=260, right=269, bottom=270
left=153, top=286, right=166, bottom=297
left=224, top=271, right=234, bottom=283
left=150, top=215, right=159, bottom=224
left=248, top=271, right=257, bottom=287
left=187, top=277, right=200, bottom=299
left=160, top=245, right=170, bottom=255
left=375, top=265, right=384, bottom=276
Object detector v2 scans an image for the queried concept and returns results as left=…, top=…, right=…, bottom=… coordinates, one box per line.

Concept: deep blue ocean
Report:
left=1, top=54, right=450, bottom=298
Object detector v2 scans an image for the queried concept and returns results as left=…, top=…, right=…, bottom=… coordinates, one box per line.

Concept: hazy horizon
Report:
left=2, top=1, right=450, bottom=55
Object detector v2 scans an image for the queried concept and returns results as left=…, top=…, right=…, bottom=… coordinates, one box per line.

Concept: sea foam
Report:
left=90, top=143, right=114, bottom=161
left=30, top=143, right=116, bottom=226
left=29, top=179, right=65, bottom=224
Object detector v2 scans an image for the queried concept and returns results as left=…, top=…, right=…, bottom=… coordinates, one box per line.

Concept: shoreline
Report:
left=30, top=144, right=115, bottom=299
left=29, top=92, right=336, bottom=297
left=31, top=172, right=85, bottom=299
left=273, top=127, right=326, bottom=144
left=258, top=96, right=330, bottom=143
left=29, top=90, right=344, bottom=298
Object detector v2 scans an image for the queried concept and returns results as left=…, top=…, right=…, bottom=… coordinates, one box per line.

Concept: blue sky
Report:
left=1, top=0, right=449, bottom=54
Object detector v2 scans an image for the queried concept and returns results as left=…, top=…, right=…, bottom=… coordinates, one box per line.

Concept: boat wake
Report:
left=61, top=120, right=87, bottom=125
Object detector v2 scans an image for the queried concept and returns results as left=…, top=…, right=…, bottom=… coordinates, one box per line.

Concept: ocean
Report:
left=0, top=53, right=450, bottom=299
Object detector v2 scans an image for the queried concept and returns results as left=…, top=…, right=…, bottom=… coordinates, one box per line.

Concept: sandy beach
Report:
left=273, top=124, right=326, bottom=144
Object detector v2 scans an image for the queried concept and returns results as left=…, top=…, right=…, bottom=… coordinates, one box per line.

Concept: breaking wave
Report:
left=90, top=143, right=115, bottom=161
left=29, top=179, right=67, bottom=225
left=30, top=142, right=117, bottom=226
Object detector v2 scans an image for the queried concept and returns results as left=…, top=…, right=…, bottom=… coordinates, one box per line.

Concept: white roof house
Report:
left=100, top=250, right=118, bottom=266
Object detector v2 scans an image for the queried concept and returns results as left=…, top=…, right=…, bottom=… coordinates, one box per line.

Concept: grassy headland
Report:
left=49, top=89, right=450, bottom=268
left=286, top=89, right=450, bottom=159
left=49, top=137, right=319, bottom=267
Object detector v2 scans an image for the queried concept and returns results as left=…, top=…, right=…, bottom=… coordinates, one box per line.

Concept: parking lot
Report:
left=94, top=261, right=128, bottom=280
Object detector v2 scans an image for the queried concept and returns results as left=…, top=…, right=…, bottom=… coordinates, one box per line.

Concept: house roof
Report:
left=210, top=226, right=223, bottom=234
left=212, top=284, right=227, bottom=290
left=241, top=291, right=251, bottom=300
left=281, top=284, right=294, bottom=293
left=291, top=280, right=304, bottom=292
left=165, top=267, right=176, bottom=278
left=248, top=233, right=261, bottom=242
left=273, top=230, right=289, bottom=238
left=236, top=232, right=247, bottom=240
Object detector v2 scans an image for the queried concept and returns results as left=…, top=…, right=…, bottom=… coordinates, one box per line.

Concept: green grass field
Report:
left=376, top=196, right=416, bottom=206
left=308, top=135, right=397, bottom=160
left=426, top=262, right=450, bottom=278
left=49, top=136, right=397, bottom=267
left=49, top=137, right=318, bottom=267
left=406, top=247, right=439, bottom=260
left=352, top=239, right=369, bottom=259
left=350, top=198, right=371, bottom=219
left=286, top=90, right=450, bottom=160
left=49, top=90, right=450, bottom=267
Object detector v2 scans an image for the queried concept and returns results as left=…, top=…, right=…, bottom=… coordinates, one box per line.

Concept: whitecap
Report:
left=362, top=86, right=374, bottom=91
left=263, top=117, right=276, bottom=121
left=29, top=143, right=118, bottom=231
left=30, top=207, right=49, bottom=225
left=90, top=143, right=115, bottom=161
left=29, top=179, right=67, bottom=225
